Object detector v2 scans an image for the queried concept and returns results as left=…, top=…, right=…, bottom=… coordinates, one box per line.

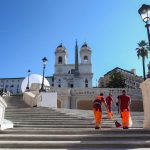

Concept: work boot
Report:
left=95, top=126, right=100, bottom=129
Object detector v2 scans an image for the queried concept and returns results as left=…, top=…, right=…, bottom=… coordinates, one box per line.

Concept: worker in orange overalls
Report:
left=118, top=90, right=131, bottom=129
left=93, top=93, right=108, bottom=129
left=105, top=92, right=113, bottom=119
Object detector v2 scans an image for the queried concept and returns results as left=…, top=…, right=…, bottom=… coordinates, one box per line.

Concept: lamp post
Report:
left=39, top=57, right=48, bottom=92
left=138, top=4, right=150, bottom=46
left=26, top=69, right=31, bottom=90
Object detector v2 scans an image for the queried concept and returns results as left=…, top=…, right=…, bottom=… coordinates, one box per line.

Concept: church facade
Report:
left=53, top=41, right=93, bottom=88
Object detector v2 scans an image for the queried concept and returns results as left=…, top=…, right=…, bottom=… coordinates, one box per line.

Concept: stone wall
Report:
left=130, top=100, right=143, bottom=112
left=50, top=87, right=143, bottom=111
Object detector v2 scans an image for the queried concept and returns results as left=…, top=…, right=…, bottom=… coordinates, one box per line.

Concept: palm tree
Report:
left=136, top=40, right=149, bottom=80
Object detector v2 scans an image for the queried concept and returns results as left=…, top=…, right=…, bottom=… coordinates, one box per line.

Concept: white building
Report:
left=54, top=41, right=93, bottom=88
left=0, top=77, right=24, bottom=94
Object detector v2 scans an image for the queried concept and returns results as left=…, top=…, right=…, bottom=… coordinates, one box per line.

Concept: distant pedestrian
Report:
left=118, top=90, right=131, bottom=129
left=105, top=92, right=113, bottom=119
left=93, top=93, right=108, bottom=129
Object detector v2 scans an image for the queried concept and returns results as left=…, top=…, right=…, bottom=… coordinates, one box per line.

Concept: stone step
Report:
left=2, top=128, right=147, bottom=135
left=4, top=118, right=92, bottom=121
left=5, top=116, right=83, bottom=119
left=5, top=108, right=56, bottom=111
left=0, top=140, right=149, bottom=148
left=5, top=114, right=72, bottom=117
left=5, top=110, right=62, bottom=113
left=5, top=110, right=68, bottom=113
left=13, top=124, right=96, bottom=128
left=12, top=121, right=94, bottom=125
left=0, top=133, right=149, bottom=141
left=5, top=119, right=94, bottom=123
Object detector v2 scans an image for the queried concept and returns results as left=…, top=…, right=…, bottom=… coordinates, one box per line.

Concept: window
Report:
left=10, top=85, right=14, bottom=88
left=58, top=84, right=61, bottom=88
left=58, top=56, right=63, bottom=64
left=17, top=85, right=19, bottom=93
left=84, top=56, right=88, bottom=61
left=52, top=77, right=54, bottom=82
left=68, top=83, right=74, bottom=88
left=85, top=79, right=88, bottom=87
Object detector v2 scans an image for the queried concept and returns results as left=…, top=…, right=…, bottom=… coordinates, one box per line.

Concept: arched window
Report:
left=85, top=79, right=88, bottom=87
left=84, top=56, right=88, bottom=61
left=58, top=56, right=63, bottom=64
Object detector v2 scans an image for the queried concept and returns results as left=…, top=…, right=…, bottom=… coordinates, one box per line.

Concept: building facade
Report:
left=98, top=67, right=143, bottom=89
left=53, top=42, right=93, bottom=88
left=0, top=77, right=24, bottom=94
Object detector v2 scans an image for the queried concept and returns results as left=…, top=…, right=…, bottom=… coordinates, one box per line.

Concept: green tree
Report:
left=136, top=40, right=149, bottom=80
left=107, top=71, right=126, bottom=88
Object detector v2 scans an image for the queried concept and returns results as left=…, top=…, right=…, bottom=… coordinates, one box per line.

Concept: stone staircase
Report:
left=3, top=96, right=29, bottom=108
left=0, top=96, right=149, bottom=149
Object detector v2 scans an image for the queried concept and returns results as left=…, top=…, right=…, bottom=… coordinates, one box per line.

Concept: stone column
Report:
left=140, top=79, right=150, bottom=128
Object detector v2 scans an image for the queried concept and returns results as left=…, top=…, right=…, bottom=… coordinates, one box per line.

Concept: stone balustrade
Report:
left=23, top=83, right=143, bottom=111
left=140, top=78, right=150, bottom=128
left=0, top=96, right=7, bottom=125
left=0, top=96, right=13, bottom=130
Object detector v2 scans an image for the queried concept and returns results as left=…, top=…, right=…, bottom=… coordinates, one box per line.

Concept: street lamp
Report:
left=26, top=69, right=31, bottom=90
left=39, top=57, right=48, bottom=92
left=138, top=4, right=150, bottom=46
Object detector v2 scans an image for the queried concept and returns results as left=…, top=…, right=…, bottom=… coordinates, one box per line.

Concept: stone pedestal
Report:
left=140, top=78, right=150, bottom=128
left=37, top=92, right=57, bottom=108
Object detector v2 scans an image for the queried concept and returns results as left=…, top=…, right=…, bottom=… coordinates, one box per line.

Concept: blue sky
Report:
left=0, top=0, right=150, bottom=86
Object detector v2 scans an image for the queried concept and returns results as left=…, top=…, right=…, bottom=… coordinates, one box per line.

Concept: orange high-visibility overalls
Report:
left=93, top=96, right=104, bottom=128
left=119, top=95, right=131, bottom=129
left=106, top=96, right=113, bottom=119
